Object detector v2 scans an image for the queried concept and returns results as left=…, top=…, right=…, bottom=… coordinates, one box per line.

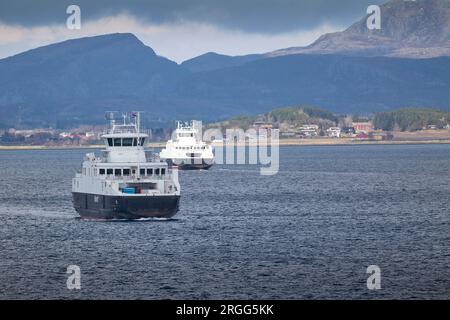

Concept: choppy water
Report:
left=0, top=145, right=449, bottom=299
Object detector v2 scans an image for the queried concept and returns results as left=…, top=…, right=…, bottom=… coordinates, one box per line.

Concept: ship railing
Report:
left=103, top=127, right=148, bottom=135
left=145, top=151, right=161, bottom=162
left=103, top=174, right=168, bottom=181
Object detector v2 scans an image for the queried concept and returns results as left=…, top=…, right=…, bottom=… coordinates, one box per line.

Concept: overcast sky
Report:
left=0, top=0, right=387, bottom=63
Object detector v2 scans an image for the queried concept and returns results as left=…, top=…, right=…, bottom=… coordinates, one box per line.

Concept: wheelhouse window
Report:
left=179, top=133, right=193, bottom=137
left=122, top=138, right=133, bottom=147
left=99, top=169, right=105, bottom=175
left=161, top=168, right=165, bottom=175
left=139, top=138, right=146, bottom=146
left=140, top=168, right=146, bottom=175
left=107, top=169, right=113, bottom=175
left=155, top=168, right=160, bottom=175
left=147, top=168, right=153, bottom=175
left=114, top=169, right=122, bottom=176
left=113, top=138, right=122, bottom=147
left=123, top=169, right=130, bottom=176
left=107, top=138, right=113, bottom=147
left=133, top=139, right=138, bottom=147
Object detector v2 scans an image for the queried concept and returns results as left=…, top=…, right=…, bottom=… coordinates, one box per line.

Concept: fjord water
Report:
left=0, top=145, right=449, bottom=299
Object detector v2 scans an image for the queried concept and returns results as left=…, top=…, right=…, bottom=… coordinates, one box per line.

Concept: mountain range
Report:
left=1, top=0, right=450, bottom=128
left=268, top=0, right=450, bottom=59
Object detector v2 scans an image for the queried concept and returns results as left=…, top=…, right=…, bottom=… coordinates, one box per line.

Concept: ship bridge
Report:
left=101, top=112, right=148, bottom=163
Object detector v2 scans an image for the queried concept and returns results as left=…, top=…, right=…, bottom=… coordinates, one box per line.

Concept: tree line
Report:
left=373, top=108, right=450, bottom=131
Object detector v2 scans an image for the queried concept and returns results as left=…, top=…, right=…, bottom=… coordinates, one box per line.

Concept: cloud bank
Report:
left=0, top=0, right=387, bottom=62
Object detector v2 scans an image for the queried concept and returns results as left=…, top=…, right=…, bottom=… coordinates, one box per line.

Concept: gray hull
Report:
left=72, top=192, right=180, bottom=220
left=166, top=159, right=213, bottom=170
left=178, top=163, right=213, bottom=170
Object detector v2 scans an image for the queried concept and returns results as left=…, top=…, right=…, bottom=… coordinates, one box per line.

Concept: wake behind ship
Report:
left=72, top=112, right=180, bottom=219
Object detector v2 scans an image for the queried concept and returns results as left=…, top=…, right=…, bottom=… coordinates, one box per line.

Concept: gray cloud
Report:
left=0, top=0, right=387, bottom=33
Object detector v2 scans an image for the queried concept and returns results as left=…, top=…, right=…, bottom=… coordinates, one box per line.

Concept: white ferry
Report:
left=159, top=121, right=214, bottom=170
left=72, top=112, right=180, bottom=219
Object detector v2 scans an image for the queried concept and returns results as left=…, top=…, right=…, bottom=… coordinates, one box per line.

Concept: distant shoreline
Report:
left=2, top=138, right=450, bottom=150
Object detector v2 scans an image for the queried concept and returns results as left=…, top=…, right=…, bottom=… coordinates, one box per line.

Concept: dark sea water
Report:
left=0, top=145, right=449, bottom=299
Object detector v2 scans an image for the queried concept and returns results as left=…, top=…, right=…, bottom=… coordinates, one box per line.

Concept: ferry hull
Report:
left=166, top=159, right=214, bottom=170
left=72, top=193, right=180, bottom=220
left=178, top=163, right=213, bottom=170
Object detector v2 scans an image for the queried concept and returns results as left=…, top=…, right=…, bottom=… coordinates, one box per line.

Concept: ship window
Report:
left=123, top=169, right=130, bottom=176
left=122, top=138, right=133, bottom=147
left=161, top=168, right=165, bottom=175
left=133, top=138, right=138, bottom=146
left=113, top=138, right=122, bottom=147
left=140, top=168, right=146, bottom=175
left=147, top=168, right=153, bottom=175
left=107, top=138, right=113, bottom=146
left=140, top=138, right=146, bottom=146
left=114, top=169, right=121, bottom=176
left=107, top=169, right=113, bottom=175
left=99, top=169, right=105, bottom=175
left=155, top=168, right=160, bottom=175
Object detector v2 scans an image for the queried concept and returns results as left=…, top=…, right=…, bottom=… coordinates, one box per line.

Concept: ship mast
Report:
left=135, top=111, right=141, bottom=179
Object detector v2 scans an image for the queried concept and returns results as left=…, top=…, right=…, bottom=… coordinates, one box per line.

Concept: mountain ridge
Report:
left=183, top=0, right=450, bottom=71
left=1, top=0, right=450, bottom=128
left=268, top=0, right=450, bottom=59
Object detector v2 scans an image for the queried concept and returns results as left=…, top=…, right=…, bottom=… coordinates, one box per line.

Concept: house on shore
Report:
left=352, top=122, right=374, bottom=134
